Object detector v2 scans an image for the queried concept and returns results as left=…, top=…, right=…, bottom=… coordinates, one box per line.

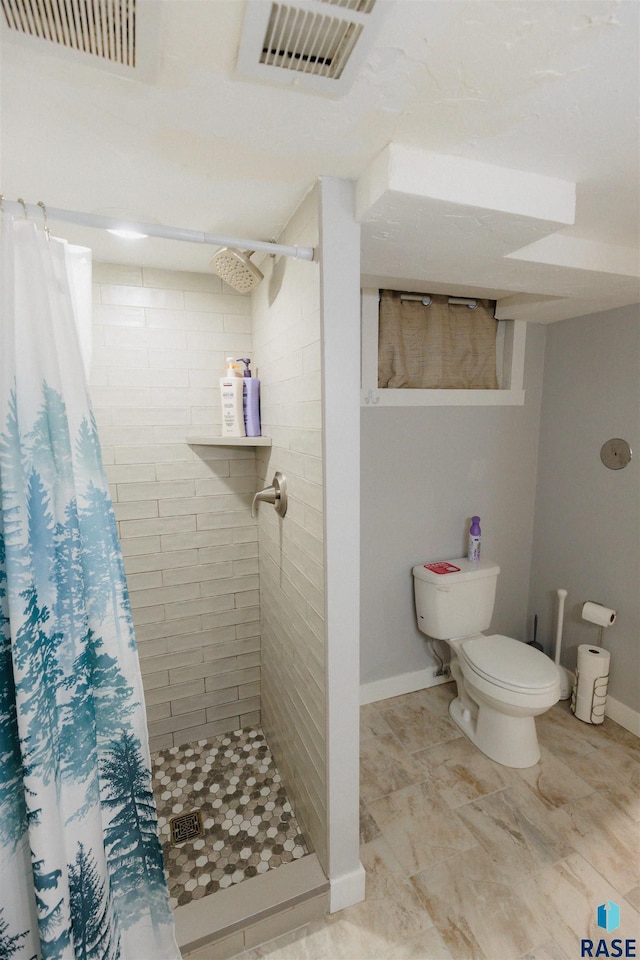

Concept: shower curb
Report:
left=175, top=853, right=328, bottom=956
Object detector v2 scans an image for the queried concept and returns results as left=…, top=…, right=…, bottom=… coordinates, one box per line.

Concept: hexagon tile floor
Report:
left=151, top=727, right=310, bottom=908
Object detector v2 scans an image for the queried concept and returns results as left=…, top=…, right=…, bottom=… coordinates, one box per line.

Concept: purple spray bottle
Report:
left=468, top=516, right=481, bottom=562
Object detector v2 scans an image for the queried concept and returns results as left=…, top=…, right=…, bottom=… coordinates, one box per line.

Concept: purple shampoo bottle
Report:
left=238, top=358, right=261, bottom=437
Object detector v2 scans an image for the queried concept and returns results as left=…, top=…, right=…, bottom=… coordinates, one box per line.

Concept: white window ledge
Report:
left=361, top=387, right=525, bottom=406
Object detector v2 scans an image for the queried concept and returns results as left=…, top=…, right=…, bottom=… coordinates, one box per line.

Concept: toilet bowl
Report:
left=412, top=557, right=560, bottom=768
left=448, top=633, right=560, bottom=767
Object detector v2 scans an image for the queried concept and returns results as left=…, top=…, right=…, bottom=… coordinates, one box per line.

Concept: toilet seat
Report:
left=460, top=634, right=559, bottom=695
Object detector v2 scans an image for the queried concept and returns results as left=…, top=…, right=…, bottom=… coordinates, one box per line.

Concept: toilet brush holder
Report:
left=554, top=588, right=574, bottom=700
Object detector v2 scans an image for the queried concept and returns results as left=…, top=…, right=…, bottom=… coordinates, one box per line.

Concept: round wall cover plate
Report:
left=600, top=438, right=632, bottom=470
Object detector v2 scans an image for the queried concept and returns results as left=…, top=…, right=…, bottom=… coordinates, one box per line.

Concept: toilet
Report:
left=412, top=557, right=560, bottom=768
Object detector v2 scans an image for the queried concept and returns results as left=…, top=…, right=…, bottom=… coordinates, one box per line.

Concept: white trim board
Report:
left=360, top=668, right=453, bottom=705
left=329, top=864, right=366, bottom=913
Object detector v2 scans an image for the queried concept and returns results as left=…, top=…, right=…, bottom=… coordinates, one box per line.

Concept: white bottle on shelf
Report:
left=220, top=357, right=246, bottom=437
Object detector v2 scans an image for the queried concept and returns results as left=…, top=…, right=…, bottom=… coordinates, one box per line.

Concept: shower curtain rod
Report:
left=1, top=198, right=316, bottom=262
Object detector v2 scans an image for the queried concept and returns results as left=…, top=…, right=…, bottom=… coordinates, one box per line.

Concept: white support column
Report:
left=318, top=177, right=365, bottom=912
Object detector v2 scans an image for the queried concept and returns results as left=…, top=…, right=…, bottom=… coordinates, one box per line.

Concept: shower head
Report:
left=209, top=248, right=264, bottom=293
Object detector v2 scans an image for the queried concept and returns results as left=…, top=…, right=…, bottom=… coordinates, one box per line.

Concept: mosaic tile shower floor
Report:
left=152, top=728, right=310, bottom=908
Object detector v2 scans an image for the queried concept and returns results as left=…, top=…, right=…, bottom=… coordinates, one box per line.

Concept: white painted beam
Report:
left=507, top=234, right=640, bottom=278
left=357, top=144, right=576, bottom=226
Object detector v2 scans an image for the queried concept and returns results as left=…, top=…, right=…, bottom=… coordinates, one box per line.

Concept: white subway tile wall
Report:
left=90, top=263, right=260, bottom=750
left=251, top=190, right=328, bottom=870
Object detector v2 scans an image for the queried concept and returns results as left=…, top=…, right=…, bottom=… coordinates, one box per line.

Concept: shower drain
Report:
left=169, top=810, right=204, bottom=845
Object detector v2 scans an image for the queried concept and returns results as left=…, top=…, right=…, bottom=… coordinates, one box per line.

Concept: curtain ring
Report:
left=17, top=198, right=28, bottom=219
left=37, top=200, right=51, bottom=238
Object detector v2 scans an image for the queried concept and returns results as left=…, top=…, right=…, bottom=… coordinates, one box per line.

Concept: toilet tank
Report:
left=412, top=557, right=500, bottom=640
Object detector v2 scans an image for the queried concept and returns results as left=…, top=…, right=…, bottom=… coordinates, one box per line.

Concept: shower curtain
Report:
left=0, top=215, right=180, bottom=959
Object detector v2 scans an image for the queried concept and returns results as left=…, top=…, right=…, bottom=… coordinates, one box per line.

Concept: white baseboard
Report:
left=606, top=695, right=640, bottom=737
left=329, top=863, right=366, bottom=913
left=360, top=668, right=453, bottom=706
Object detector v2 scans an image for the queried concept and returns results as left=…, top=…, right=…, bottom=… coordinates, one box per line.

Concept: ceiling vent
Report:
left=0, top=0, right=160, bottom=80
left=236, top=0, right=389, bottom=97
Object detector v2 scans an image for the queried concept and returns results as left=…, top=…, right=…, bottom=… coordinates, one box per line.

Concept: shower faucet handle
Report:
left=251, top=471, right=287, bottom=519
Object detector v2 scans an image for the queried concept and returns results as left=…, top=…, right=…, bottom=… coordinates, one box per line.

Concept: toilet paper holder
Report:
left=581, top=600, right=617, bottom=646
left=581, top=600, right=617, bottom=628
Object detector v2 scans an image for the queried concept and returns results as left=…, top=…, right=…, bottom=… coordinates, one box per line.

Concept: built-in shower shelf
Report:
left=187, top=435, right=272, bottom=447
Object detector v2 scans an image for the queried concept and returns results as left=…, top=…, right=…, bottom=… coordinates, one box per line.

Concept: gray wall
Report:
left=529, top=305, right=640, bottom=712
left=360, top=323, right=547, bottom=686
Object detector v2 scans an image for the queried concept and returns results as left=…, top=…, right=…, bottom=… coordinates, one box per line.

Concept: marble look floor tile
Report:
left=358, top=837, right=431, bottom=918
left=367, top=781, right=477, bottom=876
left=360, top=734, right=426, bottom=804
left=564, top=741, right=640, bottom=821
left=426, top=680, right=457, bottom=714
left=512, top=744, right=595, bottom=810
left=232, top=917, right=341, bottom=960
left=540, top=702, right=640, bottom=762
left=511, top=852, right=640, bottom=960
left=613, top=728, right=640, bottom=762
left=383, top=924, right=454, bottom=959
left=400, top=682, right=457, bottom=719
left=410, top=844, right=548, bottom=960
left=625, top=885, right=640, bottom=911
left=415, top=734, right=512, bottom=808
left=377, top=698, right=461, bottom=754
left=548, top=790, right=640, bottom=894
left=536, top=704, right=603, bottom=762
left=360, top=703, right=393, bottom=742
left=237, top=905, right=432, bottom=960
left=359, top=797, right=381, bottom=844
left=312, top=914, right=412, bottom=960
left=586, top=718, right=640, bottom=761
left=235, top=690, right=638, bottom=960
left=377, top=684, right=455, bottom=720
left=312, top=837, right=435, bottom=958
left=521, top=938, right=570, bottom=960
left=455, top=786, right=572, bottom=886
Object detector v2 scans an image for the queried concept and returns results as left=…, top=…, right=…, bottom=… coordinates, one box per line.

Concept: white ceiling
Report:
left=1, top=0, right=639, bottom=322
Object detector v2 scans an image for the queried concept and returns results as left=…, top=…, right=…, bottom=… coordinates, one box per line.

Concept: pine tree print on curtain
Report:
left=0, top=216, right=180, bottom=958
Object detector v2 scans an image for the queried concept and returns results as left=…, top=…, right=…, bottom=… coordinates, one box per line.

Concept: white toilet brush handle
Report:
left=555, top=588, right=568, bottom=665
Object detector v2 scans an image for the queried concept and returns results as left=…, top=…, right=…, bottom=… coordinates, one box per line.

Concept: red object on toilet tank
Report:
left=423, top=561, right=461, bottom=575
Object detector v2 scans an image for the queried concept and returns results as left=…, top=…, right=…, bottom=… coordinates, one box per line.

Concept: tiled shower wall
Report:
left=251, top=189, right=328, bottom=869
left=89, top=263, right=261, bottom=750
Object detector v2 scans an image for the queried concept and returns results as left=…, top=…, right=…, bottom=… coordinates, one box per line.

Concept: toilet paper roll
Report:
left=572, top=644, right=610, bottom=724
left=582, top=601, right=617, bottom=628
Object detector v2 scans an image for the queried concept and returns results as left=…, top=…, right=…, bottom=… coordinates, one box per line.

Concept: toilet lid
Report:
left=460, top=634, right=560, bottom=692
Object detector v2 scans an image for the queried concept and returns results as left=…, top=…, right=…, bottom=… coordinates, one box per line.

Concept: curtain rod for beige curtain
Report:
left=0, top=198, right=316, bottom=262
left=399, top=292, right=477, bottom=309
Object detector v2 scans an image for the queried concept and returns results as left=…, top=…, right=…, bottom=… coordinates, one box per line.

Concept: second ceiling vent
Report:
left=236, top=0, right=389, bottom=97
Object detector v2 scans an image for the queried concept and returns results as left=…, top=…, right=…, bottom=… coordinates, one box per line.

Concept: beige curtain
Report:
left=378, top=290, right=498, bottom=389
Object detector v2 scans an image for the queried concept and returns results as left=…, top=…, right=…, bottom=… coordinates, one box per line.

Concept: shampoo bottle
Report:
left=468, top=516, right=481, bottom=562
left=238, top=358, right=261, bottom=437
left=220, top=357, right=245, bottom=437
